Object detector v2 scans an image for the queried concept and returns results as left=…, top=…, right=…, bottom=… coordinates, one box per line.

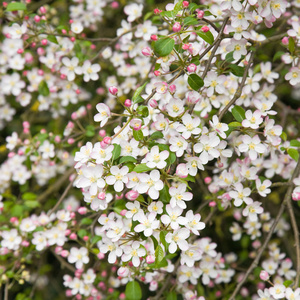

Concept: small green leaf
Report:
left=85, top=125, right=95, bottom=137
left=80, top=218, right=93, bottom=225
left=11, top=205, right=24, bottom=217
left=133, top=130, right=144, bottom=141
left=288, top=148, right=299, bottom=162
left=155, top=245, right=164, bottom=265
left=136, top=105, right=149, bottom=117
left=91, top=236, right=102, bottom=245
left=111, top=144, right=121, bottom=161
left=24, top=201, right=40, bottom=208
left=119, top=156, right=137, bottom=164
left=228, top=122, right=242, bottom=127
left=288, top=37, right=295, bottom=54
left=38, top=81, right=50, bottom=97
left=188, top=74, right=204, bottom=91
left=197, top=30, right=214, bottom=45
left=281, top=132, right=287, bottom=141
left=154, top=37, right=175, bottom=57
left=132, top=81, right=148, bottom=104
left=144, top=11, right=153, bottom=21
left=159, top=185, right=170, bottom=203
left=283, top=280, right=293, bottom=288
left=290, top=140, right=300, bottom=147
left=229, top=64, right=245, bottom=77
left=150, top=131, right=164, bottom=140
left=273, top=51, right=285, bottom=62
left=133, top=163, right=153, bottom=173
left=6, top=2, right=26, bottom=11
left=78, top=229, right=88, bottom=238
left=125, top=281, right=142, bottom=300
left=166, top=152, right=176, bottom=165
left=22, top=192, right=37, bottom=201
left=159, top=231, right=169, bottom=250
left=183, top=17, right=198, bottom=26
left=47, top=35, right=58, bottom=45
left=225, top=51, right=235, bottom=63
left=166, top=292, right=177, bottom=300
left=232, top=105, right=246, bottom=122
left=150, top=236, right=159, bottom=250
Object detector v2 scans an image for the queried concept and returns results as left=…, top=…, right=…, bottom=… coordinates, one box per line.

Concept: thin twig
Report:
left=218, top=51, right=255, bottom=121
left=51, top=250, right=76, bottom=273
left=229, top=157, right=300, bottom=300
left=4, top=283, right=8, bottom=300
left=47, top=177, right=75, bottom=216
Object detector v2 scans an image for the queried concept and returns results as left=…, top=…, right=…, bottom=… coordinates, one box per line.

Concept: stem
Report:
left=111, top=117, right=133, bottom=140
left=228, top=157, right=300, bottom=300
left=218, top=51, right=255, bottom=121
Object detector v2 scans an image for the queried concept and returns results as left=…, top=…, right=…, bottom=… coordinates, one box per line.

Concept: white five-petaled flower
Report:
left=169, top=183, right=193, bottom=209
left=136, top=170, right=163, bottom=199
left=242, top=110, right=263, bottom=129
left=229, top=183, right=253, bottom=207
left=68, top=247, right=90, bottom=269
left=144, top=145, right=169, bottom=169
left=285, top=67, right=300, bottom=86
left=165, top=228, right=190, bottom=253
left=184, top=210, right=205, bottom=235
left=106, top=166, right=129, bottom=192
left=134, top=211, right=160, bottom=236
left=81, top=60, right=101, bottom=82
left=194, top=133, right=220, bottom=164
left=256, top=179, right=272, bottom=197
left=177, top=113, right=201, bottom=139
left=124, top=3, right=143, bottom=22
left=122, top=241, right=146, bottom=267
left=238, top=135, right=267, bottom=160
left=94, top=103, right=111, bottom=127
left=209, top=115, right=229, bottom=138
left=60, top=57, right=82, bottom=81
left=243, top=201, right=263, bottom=221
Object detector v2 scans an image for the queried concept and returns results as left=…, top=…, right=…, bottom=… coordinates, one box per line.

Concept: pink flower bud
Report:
left=154, top=8, right=162, bottom=14
left=17, top=48, right=24, bottom=54
left=31, top=42, right=36, bottom=48
left=259, top=270, right=269, bottom=281
left=197, top=10, right=204, bottom=18
left=120, top=209, right=127, bottom=216
left=97, top=252, right=105, bottom=259
left=169, top=84, right=176, bottom=94
left=240, top=288, right=249, bottom=297
left=186, top=91, right=201, bottom=104
left=37, top=47, right=45, bottom=55
left=98, top=192, right=106, bottom=200
left=292, top=192, right=300, bottom=201
left=70, top=37, right=76, bottom=42
left=252, top=240, right=261, bottom=249
left=118, top=267, right=130, bottom=277
left=111, top=1, right=119, bottom=8
left=201, top=26, right=210, bottom=32
left=34, top=15, right=41, bottom=23
left=176, top=163, right=188, bottom=178
left=62, top=29, right=67, bottom=34
left=124, top=99, right=131, bottom=107
left=282, top=36, right=289, bottom=45
left=37, top=69, right=44, bottom=76
left=173, top=22, right=181, bottom=32
left=151, top=34, right=158, bottom=41
left=183, top=1, right=189, bottom=7
left=215, top=291, right=222, bottom=297
left=21, top=240, right=30, bottom=247
left=120, top=293, right=126, bottom=300
left=69, top=233, right=77, bottom=240
left=66, top=290, right=73, bottom=297
left=61, top=250, right=69, bottom=257
left=142, top=47, right=152, bottom=57
left=67, top=138, right=74, bottom=144
left=187, top=63, right=197, bottom=73
left=125, top=190, right=139, bottom=201
left=149, top=99, right=158, bottom=108
left=54, top=136, right=61, bottom=143
left=109, top=86, right=118, bottom=95
left=103, top=136, right=112, bottom=145
left=182, top=43, right=190, bottom=50
left=41, top=39, right=47, bottom=46
left=39, top=6, right=46, bottom=14
left=209, top=201, right=216, bottom=207
left=130, top=119, right=142, bottom=131
left=83, top=236, right=89, bottom=241
left=204, top=177, right=212, bottom=184
left=146, top=255, right=155, bottom=264
left=78, top=207, right=87, bottom=215
left=154, top=70, right=160, bottom=76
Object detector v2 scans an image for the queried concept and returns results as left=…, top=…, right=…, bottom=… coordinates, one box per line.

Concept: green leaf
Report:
left=229, top=64, right=245, bottom=77
left=119, top=156, right=137, bottom=164
left=281, top=132, right=287, bottom=141
left=6, top=2, right=26, bottom=11
left=136, top=105, right=149, bottom=117
left=111, top=144, right=121, bottom=161
left=144, top=11, right=153, bottom=21
left=166, top=291, right=177, bottom=300
left=288, top=37, right=295, bottom=54
left=154, top=37, right=175, bottom=57
left=159, top=231, right=169, bottom=250
left=290, top=140, right=300, bottom=147
left=24, top=200, right=40, bottom=208
left=183, top=17, right=198, bottom=26
left=85, top=125, right=95, bottom=137
left=133, top=130, right=144, bottom=141
left=11, top=205, right=24, bottom=217
left=232, top=105, right=246, bottom=122
left=132, top=81, right=147, bottom=104
left=133, top=163, right=153, bottom=173
left=283, top=280, right=293, bottom=288
left=188, top=74, right=204, bottom=91
left=78, top=229, right=88, bottom=238
left=155, top=245, right=164, bottom=265
left=188, top=3, right=202, bottom=11
left=273, top=51, right=285, bottom=62
left=159, top=185, right=170, bottom=203
left=80, top=218, right=93, bottom=225
left=150, top=131, right=164, bottom=140
left=288, top=148, right=299, bottom=162
left=150, top=235, right=158, bottom=250
left=47, top=35, right=58, bottom=45
left=22, top=192, right=37, bottom=201
left=228, top=122, right=242, bottom=127
left=225, top=51, right=235, bottom=63
left=38, top=81, right=50, bottom=97
left=125, top=281, right=142, bottom=300
left=166, top=152, right=176, bottom=165
left=91, top=236, right=102, bottom=245
left=197, top=30, right=214, bottom=45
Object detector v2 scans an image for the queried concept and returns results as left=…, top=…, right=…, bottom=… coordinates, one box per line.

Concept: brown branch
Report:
left=51, top=250, right=76, bottom=273
left=218, top=51, right=255, bottom=121
left=229, top=157, right=300, bottom=300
